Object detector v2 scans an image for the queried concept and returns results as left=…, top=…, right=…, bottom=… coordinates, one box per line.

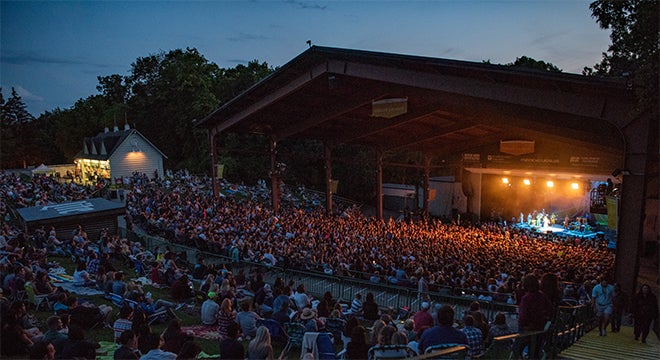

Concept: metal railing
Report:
left=123, top=227, right=517, bottom=319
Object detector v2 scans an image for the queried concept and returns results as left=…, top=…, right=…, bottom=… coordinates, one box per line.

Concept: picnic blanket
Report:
left=181, top=324, right=222, bottom=341
left=96, top=340, right=219, bottom=359
left=48, top=273, right=104, bottom=296
left=95, top=341, right=118, bottom=360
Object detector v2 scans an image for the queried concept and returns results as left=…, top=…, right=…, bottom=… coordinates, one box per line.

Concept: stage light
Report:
left=546, top=180, right=554, bottom=188
left=502, top=177, right=509, bottom=184
left=571, top=182, right=579, bottom=190
left=523, top=179, right=531, bottom=186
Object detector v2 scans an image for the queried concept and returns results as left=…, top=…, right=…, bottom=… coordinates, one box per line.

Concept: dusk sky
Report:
left=1, top=0, right=611, bottom=116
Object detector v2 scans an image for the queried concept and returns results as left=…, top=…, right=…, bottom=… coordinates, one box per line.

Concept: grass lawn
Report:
left=33, top=255, right=307, bottom=358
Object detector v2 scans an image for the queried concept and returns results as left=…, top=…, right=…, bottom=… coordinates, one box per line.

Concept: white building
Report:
left=75, top=124, right=167, bottom=182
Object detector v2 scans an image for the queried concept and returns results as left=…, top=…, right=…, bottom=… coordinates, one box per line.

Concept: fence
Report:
left=123, top=226, right=595, bottom=357
left=122, top=227, right=517, bottom=320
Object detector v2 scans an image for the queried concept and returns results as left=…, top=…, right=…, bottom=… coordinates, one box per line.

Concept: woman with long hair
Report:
left=346, top=326, right=369, bottom=360
left=540, top=273, right=562, bottom=309
left=162, top=318, right=192, bottom=354
left=216, top=298, right=237, bottom=339
left=247, top=326, right=274, bottom=360
left=632, top=284, right=659, bottom=343
left=363, top=292, right=379, bottom=321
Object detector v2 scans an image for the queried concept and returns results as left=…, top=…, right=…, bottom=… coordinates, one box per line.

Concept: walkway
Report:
left=559, top=325, right=659, bottom=360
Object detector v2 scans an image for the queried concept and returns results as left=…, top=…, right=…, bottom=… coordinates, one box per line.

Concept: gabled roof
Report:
left=75, top=128, right=168, bottom=160
left=196, top=45, right=637, bottom=177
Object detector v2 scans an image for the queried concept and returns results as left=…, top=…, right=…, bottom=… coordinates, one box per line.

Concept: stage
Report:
left=512, top=222, right=600, bottom=239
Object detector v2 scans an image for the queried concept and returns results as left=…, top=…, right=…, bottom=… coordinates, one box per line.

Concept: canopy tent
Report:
left=31, top=164, right=54, bottom=175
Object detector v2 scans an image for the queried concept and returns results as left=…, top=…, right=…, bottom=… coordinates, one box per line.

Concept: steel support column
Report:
left=209, top=130, right=219, bottom=200
left=377, top=151, right=383, bottom=220
left=269, top=137, right=281, bottom=215
left=615, top=113, right=652, bottom=297
left=423, top=155, right=432, bottom=219
left=324, top=143, right=333, bottom=215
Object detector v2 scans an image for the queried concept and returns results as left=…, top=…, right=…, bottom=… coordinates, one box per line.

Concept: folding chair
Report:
left=24, top=282, right=51, bottom=311
left=325, top=317, right=346, bottom=345
left=282, top=322, right=306, bottom=358
left=257, top=318, right=289, bottom=346
left=109, top=293, right=124, bottom=308
left=317, top=332, right=336, bottom=360
left=368, top=344, right=416, bottom=360
left=424, top=343, right=469, bottom=359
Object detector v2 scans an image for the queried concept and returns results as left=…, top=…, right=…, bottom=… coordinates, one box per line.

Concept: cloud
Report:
left=285, top=0, right=327, bottom=10
left=226, top=59, right=250, bottom=64
left=12, top=85, right=44, bottom=102
left=0, top=51, right=113, bottom=70
left=226, top=32, right=270, bottom=42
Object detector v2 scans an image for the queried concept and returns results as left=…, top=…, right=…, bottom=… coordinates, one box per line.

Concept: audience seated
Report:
left=60, top=324, right=99, bottom=359
left=113, top=329, right=140, bottom=360
left=219, top=321, right=244, bottom=359
left=418, top=305, right=468, bottom=354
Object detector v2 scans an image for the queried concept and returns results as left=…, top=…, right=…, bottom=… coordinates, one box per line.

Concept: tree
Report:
left=125, top=48, right=222, bottom=170
left=584, top=0, right=659, bottom=115
left=506, top=56, right=562, bottom=72
left=2, top=87, right=35, bottom=126
left=1, top=87, right=37, bottom=168
left=48, top=95, right=112, bottom=161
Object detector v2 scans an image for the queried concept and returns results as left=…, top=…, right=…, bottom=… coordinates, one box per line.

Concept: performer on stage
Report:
left=520, top=212, right=524, bottom=224
left=543, top=215, right=550, bottom=229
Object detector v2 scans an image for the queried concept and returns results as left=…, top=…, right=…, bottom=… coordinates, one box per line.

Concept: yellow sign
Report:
left=216, top=164, right=224, bottom=179
left=606, top=196, right=618, bottom=230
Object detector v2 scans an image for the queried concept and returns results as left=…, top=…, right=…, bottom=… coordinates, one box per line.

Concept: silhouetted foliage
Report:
left=584, top=0, right=658, bottom=116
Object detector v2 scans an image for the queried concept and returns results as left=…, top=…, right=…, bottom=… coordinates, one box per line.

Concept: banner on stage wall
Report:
left=216, top=164, right=224, bottom=179
left=500, top=140, right=535, bottom=156
left=606, top=196, right=618, bottom=230
left=331, top=180, right=339, bottom=194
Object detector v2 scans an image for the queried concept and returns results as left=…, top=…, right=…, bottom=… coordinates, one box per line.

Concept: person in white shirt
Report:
left=201, top=292, right=220, bottom=325
left=592, top=277, right=615, bottom=336
left=293, top=284, right=310, bottom=310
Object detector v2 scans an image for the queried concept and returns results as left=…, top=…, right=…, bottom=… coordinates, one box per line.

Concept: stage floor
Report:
left=513, top=222, right=599, bottom=239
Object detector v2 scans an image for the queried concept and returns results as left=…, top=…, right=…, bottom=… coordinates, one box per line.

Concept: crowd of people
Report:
left=1, top=170, right=658, bottom=359
left=126, top=172, right=616, bottom=298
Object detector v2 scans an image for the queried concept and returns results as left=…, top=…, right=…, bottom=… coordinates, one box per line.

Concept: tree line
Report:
left=1, top=0, right=656, bottom=204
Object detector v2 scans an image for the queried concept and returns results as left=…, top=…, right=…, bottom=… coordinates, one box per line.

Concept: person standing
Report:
left=592, top=277, right=615, bottom=336
left=610, top=283, right=628, bottom=333
left=632, top=284, right=659, bottom=343
left=515, top=274, right=553, bottom=359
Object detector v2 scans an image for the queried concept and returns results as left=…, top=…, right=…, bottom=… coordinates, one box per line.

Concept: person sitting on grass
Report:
left=42, top=315, right=68, bottom=356
left=237, top=300, right=262, bottom=339
left=219, top=321, right=244, bottom=360
left=140, top=333, right=176, bottom=360
left=247, top=326, right=274, bottom=360
left=67, top=296, right=113, bottom=329
left=111, top=271, right=128, bottom=296
left=177, top=341, right=202, bottom=360
left=170, top=274, right=195, bottom=305
left=114, top=329, right=139, bottom=360
left=113, top=304, right=133, bottom=343
left=217, top=298, right=237, bottom=339
left=136, top=291, right=178, bottom=317
left=72, top=260, right=94, bottom=287
left=60, top=325, right=100, bottom=359
left=162, top=318, right=192, bottom=354
left=201, top=291, right=220, bottom=326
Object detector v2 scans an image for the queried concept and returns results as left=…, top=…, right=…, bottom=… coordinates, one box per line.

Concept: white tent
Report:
left=31, top=163, right=54, bottom=175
